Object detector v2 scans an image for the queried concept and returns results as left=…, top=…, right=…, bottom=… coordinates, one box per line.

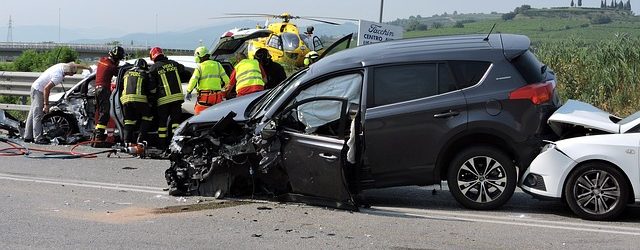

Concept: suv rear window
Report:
left=447, top=61, right=491, bottom=89
left=511, top=50, right=545, bottom=84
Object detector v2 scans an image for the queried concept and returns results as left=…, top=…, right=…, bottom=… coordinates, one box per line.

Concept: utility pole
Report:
left=58, top=8, right=61, bottom=43
left=379, top=0, right=384, bottom=23
left=155, top=13, right=158, bottom=45
left=6, top=15, right=13, bottom=42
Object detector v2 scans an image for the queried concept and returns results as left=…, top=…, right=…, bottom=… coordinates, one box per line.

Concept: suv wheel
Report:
left=447, top=146, right=516, bottom=210
left=564, top=162, right=628, bottom=221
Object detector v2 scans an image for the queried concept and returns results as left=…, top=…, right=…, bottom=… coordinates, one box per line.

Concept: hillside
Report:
left=401, top=7, right=640, bottom=42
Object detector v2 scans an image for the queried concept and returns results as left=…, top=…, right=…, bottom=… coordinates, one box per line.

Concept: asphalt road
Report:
left=1, top=144, right=640, bottom=249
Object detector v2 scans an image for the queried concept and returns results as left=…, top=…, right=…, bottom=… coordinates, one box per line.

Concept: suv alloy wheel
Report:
left=447, top=146, right=517, bottom=210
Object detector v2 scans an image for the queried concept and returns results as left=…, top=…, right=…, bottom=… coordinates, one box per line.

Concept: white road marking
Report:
left=0, top=173, right=165, bottom=195
left=2, top=172, right=638, bottom=236
left=367, top=207, right=640, bottom=236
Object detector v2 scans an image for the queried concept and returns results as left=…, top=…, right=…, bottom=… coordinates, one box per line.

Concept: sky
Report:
left=1, top=0, right=638, bottom=37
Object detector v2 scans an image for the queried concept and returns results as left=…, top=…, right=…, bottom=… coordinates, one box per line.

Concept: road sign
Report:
left=357, top=20, right=403, bottom=46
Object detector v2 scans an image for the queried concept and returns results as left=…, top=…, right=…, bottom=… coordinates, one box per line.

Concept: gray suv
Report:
left=167, top=33, right=560, bottom=210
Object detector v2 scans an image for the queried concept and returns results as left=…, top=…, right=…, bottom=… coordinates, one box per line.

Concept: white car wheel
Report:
left=564, top=162, right=628, bottom=221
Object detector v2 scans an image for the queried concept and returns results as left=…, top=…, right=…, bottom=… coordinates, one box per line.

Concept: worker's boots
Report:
left=91, top=129, right=110, bottom=148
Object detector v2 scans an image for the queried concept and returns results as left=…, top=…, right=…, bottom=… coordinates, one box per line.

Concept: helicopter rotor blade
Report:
left=301, top=16, right=359, bottom=22
left=300, top=18, right=342, bottom=26
left=225, top=13, right=278, bottom=17
left=209, top=15, right=275, bottom=19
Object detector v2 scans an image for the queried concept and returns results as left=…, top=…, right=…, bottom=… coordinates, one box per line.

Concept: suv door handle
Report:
left=433, top=110, right=460, bottom=118
left=319, top=153, right=338, bottom=161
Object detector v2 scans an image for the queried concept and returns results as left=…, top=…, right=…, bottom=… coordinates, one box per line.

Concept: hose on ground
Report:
left=0, top=137, right=117, bottom=159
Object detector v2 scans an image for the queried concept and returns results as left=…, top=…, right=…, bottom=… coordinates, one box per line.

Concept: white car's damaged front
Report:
left=523, top=100, right=640, bottom=220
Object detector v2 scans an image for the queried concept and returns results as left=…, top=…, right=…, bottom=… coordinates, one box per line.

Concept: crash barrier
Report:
left=0, top=71, right=83, bottom=111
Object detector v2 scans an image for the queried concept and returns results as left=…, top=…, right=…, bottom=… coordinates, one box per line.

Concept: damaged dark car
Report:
left=166, top=33, right=561, bottom=211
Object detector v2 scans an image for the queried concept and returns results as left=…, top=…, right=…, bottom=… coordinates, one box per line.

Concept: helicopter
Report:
left=210, top=13, right=357, bottom=67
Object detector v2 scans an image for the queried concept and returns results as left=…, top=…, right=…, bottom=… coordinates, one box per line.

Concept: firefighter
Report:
left=93, top=46, right=125, bottom=145
left=186, top=46, right=229, bottom=115
left=120, top=59, right=155, bottom=147
left=224, top=52, right=267, bottom=98
left=254, top=48, right=286, bottom=89
left=304, top=51, right=320, bottom=67
left=147, top=47, right=190, bottom=150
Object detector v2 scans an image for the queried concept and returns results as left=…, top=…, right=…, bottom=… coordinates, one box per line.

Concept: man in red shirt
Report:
left=93, top=46, right=125, bottom=144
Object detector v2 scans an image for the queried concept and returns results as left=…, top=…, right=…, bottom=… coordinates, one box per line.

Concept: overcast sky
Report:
left=1, top=0, right=637, bottom=35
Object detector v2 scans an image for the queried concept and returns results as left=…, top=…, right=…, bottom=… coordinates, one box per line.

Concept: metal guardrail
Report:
left=0, top=42, right=193, bottom=55
left=0, top=71, right=84, bottom=111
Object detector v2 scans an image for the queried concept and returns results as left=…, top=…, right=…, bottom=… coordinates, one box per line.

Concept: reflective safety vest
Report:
left=234, top=59, right=265, bottom=92
left=120, top=69, right=150, bottom=104
left=154, top=62, right=184, bottom=106
left=187, top=60, right=228, bottom=93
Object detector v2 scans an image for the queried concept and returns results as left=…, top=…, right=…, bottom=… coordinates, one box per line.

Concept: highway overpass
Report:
left=0, top=42, right=192, bottom=61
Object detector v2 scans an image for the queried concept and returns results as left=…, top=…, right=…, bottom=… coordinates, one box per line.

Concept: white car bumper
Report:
left=521, top=146, right=577, bottom=199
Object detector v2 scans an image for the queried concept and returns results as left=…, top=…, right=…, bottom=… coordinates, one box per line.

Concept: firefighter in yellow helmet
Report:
left=304, top=51, right=320, bottom=66
left=186, top=46, right=229, bottom=115
left=120, top=59, right=155, bottom=146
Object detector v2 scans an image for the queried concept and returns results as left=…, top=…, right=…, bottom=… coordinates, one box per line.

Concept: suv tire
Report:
left=447, top=146, right=516, bottom=210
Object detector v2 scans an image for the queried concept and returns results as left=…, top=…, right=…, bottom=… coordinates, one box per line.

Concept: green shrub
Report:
left=502, top=12, right=517, bottom=21
left=590, top=15, right=612, bottom=24
left=0, top=62, right=14, bottom=71
left=12, top=46, right=79, bottom=72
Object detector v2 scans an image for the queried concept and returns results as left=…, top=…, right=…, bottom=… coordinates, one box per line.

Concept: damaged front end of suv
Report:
left=165, top=69, right=361, bottom=210
left=166, top=110, right=289, bottom=199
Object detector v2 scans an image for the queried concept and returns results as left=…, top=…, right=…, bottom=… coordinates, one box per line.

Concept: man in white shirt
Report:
left=24, top=62, right=91, bottom=144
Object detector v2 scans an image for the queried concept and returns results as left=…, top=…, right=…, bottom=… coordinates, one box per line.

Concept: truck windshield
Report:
left=249, top=69, right=308, bottom=118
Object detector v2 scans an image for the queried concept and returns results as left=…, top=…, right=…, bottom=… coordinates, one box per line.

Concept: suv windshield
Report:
left=249, top=69, right=308, bottom=118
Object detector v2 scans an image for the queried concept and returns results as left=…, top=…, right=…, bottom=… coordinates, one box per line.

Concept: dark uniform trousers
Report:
left=156, top=101, right=182, bottom=149
left=95, top=86, right=111, bottom=132
left=122, top=102, right=153, bottom=144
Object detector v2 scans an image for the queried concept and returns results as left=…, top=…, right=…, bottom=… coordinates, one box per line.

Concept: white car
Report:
left=522, top=100, right=640, bottom=220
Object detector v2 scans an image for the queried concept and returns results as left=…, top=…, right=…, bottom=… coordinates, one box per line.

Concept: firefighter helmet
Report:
left=304, top=51, right=319, bottom=66
left=133, top=59, right=148, bottom=69
left=149, top=47, right=164, bottom=61
left=109, top=46, right=125, bottom=61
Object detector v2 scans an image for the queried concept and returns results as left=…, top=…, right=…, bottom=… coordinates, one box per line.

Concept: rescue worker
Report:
left=120, top=59, right=155, bottom=146
left=186, top=46, right=229, bottom=115
left=304, top=51, right=320, bottom=67
left=147, top=47, right=190, bottom=150
left=24, top=62, right=92, bottom=144
left=224, top=52, right=267, bottom=98
left=254, top=48, right=286, bottom=90
left=94, top=46, right=125, bottom=144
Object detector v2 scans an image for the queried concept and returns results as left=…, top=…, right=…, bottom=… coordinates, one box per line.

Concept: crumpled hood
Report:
left=188, top=91, right=266, bottom=124
left=548, top=99, right=620, bottom=135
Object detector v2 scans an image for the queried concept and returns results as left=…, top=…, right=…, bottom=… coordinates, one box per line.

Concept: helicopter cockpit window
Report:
left=281, top=33, right=300, bottom=52
left=267, top=36, right=282, bottom=50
